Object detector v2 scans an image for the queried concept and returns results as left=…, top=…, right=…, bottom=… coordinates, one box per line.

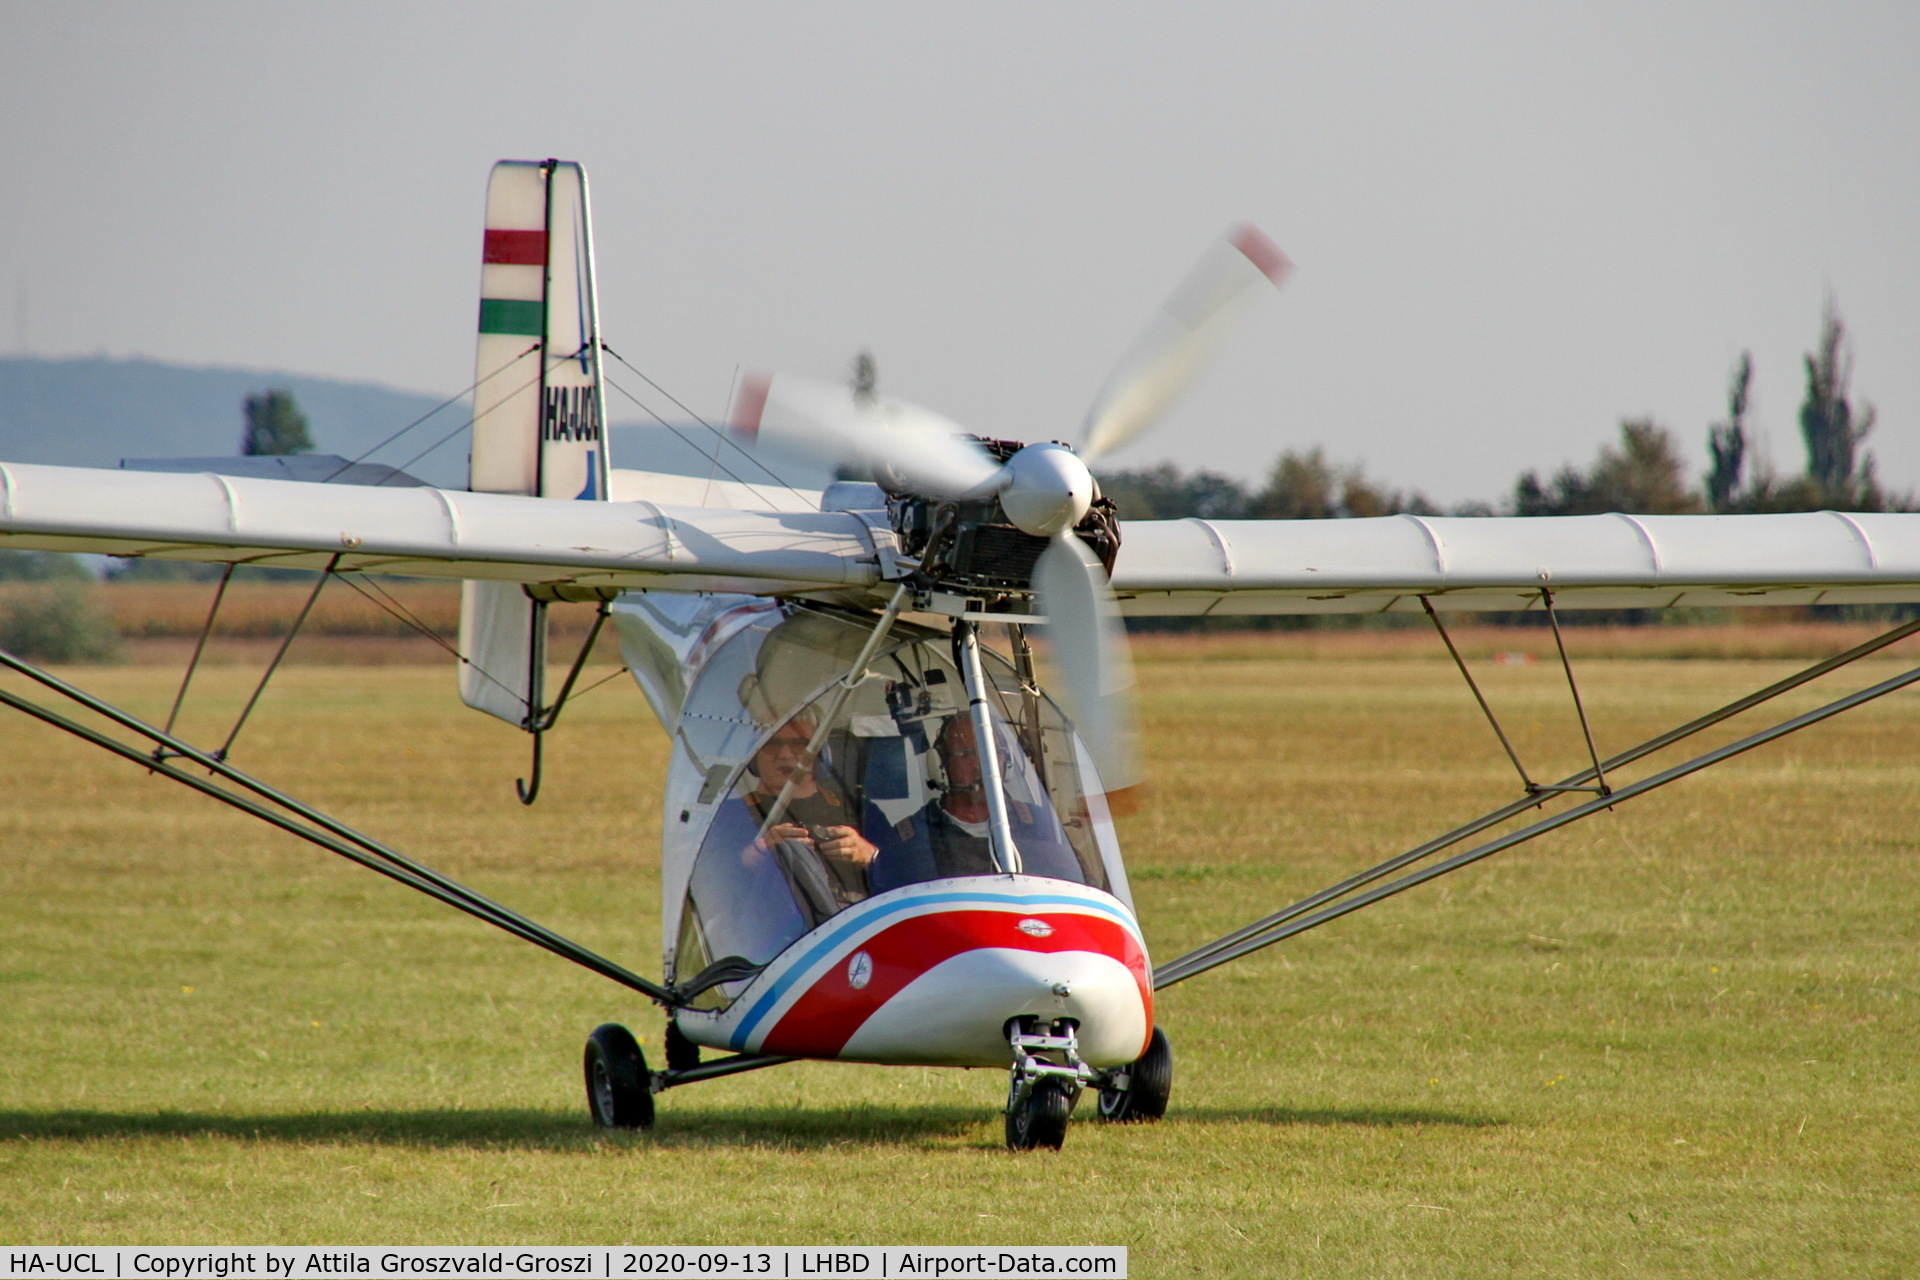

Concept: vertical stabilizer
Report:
left=461, top=159, right=609, bottom=727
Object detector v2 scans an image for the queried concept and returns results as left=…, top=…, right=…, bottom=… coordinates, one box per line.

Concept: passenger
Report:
left=742, top=717, right=878, bottom=912
left=870, top=716, right=1002, bottom=889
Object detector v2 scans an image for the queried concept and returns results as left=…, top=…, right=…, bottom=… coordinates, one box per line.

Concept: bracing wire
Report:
left=600, top=375, right=791, bottom=511
left=323, top=343, right=540, bottom=484
left=376, top=360, right=551, bottom=483
left=599, top=343, right=816, bottom=507
left=331, top=574, right=526, bottom=711
left=555, top=664, right=630, bottom=709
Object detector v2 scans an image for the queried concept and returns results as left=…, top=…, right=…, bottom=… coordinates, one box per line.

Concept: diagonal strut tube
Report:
left=0, top=645, right=680, bottom=1007
left=754, top=583, right=911, bottom=840
left=953, top=617, right=1023, bottom=875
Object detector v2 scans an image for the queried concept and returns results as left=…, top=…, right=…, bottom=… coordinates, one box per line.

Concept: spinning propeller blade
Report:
left=1080, top=224, right=1291, bottom=463
left=730, top=225, right=1285, bottom=795
left=731, top=372, right=1003, bottom=498
left=1033, top=533, right=1139, bottom=790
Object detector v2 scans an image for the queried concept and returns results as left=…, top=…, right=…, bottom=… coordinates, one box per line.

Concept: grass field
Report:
left=1, top=637, right=1916, bottom=1274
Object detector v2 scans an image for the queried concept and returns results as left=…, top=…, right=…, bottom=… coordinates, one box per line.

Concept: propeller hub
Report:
left=998, top=444, right=1094, bottom=538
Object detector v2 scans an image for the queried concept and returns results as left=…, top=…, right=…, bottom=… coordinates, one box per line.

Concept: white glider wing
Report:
left=9, top=461, right=1920, bottom=614
left=1113, top=511, right=1920, bottom=615
left=0, top=461, right=878, bottom=597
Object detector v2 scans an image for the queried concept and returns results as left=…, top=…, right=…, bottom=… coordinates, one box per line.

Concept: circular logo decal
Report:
left=846, top=950, right=874, bottom=990
left=1017, top=918, right=1055, bottom=938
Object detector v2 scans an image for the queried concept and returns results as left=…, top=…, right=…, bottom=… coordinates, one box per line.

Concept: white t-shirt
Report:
left=943, top=811, right=990, bottom=838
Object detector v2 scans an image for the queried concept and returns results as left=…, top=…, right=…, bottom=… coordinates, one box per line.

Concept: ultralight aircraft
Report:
left=3, top=160, right=1918, bottom=1149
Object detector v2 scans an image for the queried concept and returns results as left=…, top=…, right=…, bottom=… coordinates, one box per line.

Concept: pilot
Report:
left=869, top=715, right=1002, bottom=888
left=743, top=717, right=879, bottom=910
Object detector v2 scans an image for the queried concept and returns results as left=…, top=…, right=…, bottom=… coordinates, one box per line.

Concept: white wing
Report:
left=10, top=461, right=1920, bottom=613
left=0, top=462, right=881, bottom=596
left=1113, top=512, right=1920, bottom=614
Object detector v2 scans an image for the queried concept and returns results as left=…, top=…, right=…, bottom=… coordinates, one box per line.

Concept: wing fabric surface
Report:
left=0, top=462, right=876, bottom=595
left=8, top=461, right=1920, bottom=608
left=1112, top=511, right=1920, bottom=614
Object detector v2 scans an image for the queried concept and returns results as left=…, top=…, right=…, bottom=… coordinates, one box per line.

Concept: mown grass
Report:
left=0, top=644, right=1916, bottom=1273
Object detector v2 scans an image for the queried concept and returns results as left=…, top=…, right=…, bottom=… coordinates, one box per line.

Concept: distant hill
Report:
left=0, top=355, right=835, bottom=492
left=0, top=355, right=469, bottom=487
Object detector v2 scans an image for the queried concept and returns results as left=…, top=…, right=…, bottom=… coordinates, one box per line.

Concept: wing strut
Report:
left=1542, top=588, right=1610, bottom=795
left=0, top=645, right=681, bottom=1009
left=160, top=563, right=236, bottom=742
left=213, top=553, right=341, bottom=761
left=1153, top=617, right=1920, bottom=989
left=1419, top=597, right=1538, bottom=793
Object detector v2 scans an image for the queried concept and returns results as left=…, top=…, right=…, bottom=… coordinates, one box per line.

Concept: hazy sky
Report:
left=5, top=1, right=1915, bottom=504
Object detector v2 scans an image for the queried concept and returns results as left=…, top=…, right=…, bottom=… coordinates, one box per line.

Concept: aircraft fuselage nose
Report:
left=707, top=880, right=1152, bottom=1069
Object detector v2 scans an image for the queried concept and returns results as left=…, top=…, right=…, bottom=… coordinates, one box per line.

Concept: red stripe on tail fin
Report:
left=483, top=229, right=548, bottom=265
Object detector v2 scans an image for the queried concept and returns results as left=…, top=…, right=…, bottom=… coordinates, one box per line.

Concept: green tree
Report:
left=0, top=549, right=93, bottom=581
left=1705, top=352, right=1752, bottom=512
left=1251, top=448, right=1434, bottom=519
left=1254, top=448, right=1339, bottom=519
left=1095, top=462, right=1252, bottom=520
left=1798, top=302, right=1879, bottom=508
left=1514, top=419, right=1703, bottom=516
left=0, top=581, right=121, bottom=662
left=242, top=388, right=314, bottom=456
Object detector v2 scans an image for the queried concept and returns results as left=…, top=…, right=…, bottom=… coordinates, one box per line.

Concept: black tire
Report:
left=584, top=1023, right=654, bottom=1130
left=1005, top=1078, right=1072, bottom=1151
left=1097, top=1025, right=1173, bottom=1123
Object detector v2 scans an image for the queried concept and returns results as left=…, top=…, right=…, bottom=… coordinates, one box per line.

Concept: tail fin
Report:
left=461, top=159, right=609, bottom=727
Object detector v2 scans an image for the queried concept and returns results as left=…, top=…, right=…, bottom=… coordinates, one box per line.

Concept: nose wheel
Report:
left=1006, top=1077, right=1074, bottom=1149
left=1004, top=1018, right=1095, bottom=1151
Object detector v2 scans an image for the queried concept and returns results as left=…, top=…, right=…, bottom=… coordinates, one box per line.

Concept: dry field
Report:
left=1, top=631, right=1916, bottom=1274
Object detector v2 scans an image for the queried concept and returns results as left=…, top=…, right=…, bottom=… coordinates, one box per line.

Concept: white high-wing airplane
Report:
left=4, top=160, right=1917, bottom=1150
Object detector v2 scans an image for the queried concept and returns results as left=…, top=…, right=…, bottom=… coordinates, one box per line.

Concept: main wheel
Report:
left=584, top=1023, right=654, bottom=1130
left=1097, top=1025, right=1173, bottom=1123
left=1005, top=1078, right=1073, bottom=1151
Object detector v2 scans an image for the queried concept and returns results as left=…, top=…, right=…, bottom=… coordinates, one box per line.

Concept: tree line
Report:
left=1099, top=302, right=1905, bottom=522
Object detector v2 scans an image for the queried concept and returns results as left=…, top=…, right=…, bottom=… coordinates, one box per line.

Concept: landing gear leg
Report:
left=664, top=1020, right=701, bottom=1073
left=1004, top=1018, right=1093, bottom=1151
left=1097, top=1025, right=1173, bottom=1123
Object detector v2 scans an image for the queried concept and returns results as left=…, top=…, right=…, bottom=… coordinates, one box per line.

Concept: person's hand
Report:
left=813, top=825, right=877, bottom=866
left=768, top=822, right=812, bottom=844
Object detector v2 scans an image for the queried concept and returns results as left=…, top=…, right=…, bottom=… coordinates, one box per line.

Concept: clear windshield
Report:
left=674, top=609, right=1112, bottom=1008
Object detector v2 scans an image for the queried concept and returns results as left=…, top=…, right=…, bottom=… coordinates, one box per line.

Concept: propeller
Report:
left=1080, top=224, right=1292, bottom=464
left=729, top=372, right=1001, bottom=498
left=732, top=225, right=1290, bottom=792
left=1031, top=526, right=1138, bottom=788
left=1020, top=225, right=1287, bottom=787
